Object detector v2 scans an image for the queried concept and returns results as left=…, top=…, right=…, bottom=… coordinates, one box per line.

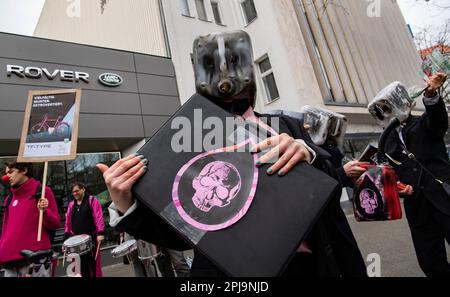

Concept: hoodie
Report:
left=0, top=178, right=60, bottom=266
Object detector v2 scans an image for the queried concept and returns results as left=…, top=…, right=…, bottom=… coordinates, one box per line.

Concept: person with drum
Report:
left=0, top=161, right=60, bottom=277
left=64, top=182, right=105, bottom=277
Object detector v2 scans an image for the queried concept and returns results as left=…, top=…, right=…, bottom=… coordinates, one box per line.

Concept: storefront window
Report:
left=0, top=152, right=120, bottom=248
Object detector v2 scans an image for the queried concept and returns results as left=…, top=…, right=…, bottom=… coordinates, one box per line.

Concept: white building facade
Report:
left=34, top=0, right=169, bottom=56
left=161, top=0, right=432, bottom=152
left=33, top=0, right=448, bottom=158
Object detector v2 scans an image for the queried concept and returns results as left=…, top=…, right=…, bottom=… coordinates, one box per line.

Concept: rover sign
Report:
left=6, top=64, right=124, bottom=87
left=7, top=64, right=90, bottom=83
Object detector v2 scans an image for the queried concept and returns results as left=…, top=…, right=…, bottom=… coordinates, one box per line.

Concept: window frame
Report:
left=211, top=0, right=224, bottom=25
left=180, top=0, right=192, bottom=17
left=195, top=0, right=209, bottom=21
left=240, top=0, right=258, bottom=25
left=256, top=55, right=280, bottom=104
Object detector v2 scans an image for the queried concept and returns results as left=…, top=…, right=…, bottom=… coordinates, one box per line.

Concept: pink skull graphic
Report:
left=359, top=189, right=378, bottom=214
left=192, top=161, right=241, bottom=212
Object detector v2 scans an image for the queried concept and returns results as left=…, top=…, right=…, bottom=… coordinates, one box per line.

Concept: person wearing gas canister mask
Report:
left=368, top=73, right=450, bottom=277
left=299, top=106, right=370, bottom=188
left=269, top=107, right=367, bottom=277
left=99, top=30, right=363, bottom=277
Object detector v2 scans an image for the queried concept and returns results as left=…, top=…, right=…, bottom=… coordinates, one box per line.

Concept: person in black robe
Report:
left=269, top=107, right=368, bottom=277
left=368, top=76, right=450, bottom=277
left=97, top=30, right=368, bottom=277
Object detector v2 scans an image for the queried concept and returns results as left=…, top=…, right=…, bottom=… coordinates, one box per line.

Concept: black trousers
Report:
left=80, top=241, right=97, bottom=277
left=407, top=199, right=450, bottom=277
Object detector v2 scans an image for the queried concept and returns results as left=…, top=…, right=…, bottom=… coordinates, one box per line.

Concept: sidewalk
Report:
left=102, top=263, right=135, bottom=277
left=101, top=249, right=194, bottom=277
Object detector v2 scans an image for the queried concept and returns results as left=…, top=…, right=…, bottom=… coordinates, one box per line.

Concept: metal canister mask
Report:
left=192, top=30, right=256, bottom=115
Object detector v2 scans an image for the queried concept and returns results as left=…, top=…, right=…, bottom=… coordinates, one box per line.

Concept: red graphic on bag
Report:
left=352, top=118, right=403, bottom=221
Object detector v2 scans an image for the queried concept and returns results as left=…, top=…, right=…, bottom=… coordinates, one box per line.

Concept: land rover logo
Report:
left=98, top=73, right=123, bottom=87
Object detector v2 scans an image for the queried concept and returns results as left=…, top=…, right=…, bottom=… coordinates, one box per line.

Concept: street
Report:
left=344, top=201, right=450, bottom=277
left=100, top=202, right=450, bottom=277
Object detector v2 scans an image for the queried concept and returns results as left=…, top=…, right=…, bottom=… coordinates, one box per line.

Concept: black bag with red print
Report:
left=353, top=118, right=403, bottom=221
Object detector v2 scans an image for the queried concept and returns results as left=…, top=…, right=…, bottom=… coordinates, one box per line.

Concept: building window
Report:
left=258, top=56, right=280, bottom=103
left=241, top=0, right=257, bottom=24
left=211, top=1, right=223, bottom=25
left=195, top=0, right=208, bottom=21
left=181, top=0, right=191, bottom=16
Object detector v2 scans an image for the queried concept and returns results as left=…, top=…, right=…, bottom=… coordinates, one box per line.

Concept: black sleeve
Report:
left=305, top=141, right=332, bottom=161
left=336, top=167, right=354, bottom=188
left=276, top=114, right=331, bottom=160
left=423, top=96, right=449, bottom=137
left=114, top=204, right=191, bottom=251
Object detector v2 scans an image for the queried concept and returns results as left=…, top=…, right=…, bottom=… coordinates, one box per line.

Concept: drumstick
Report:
left=95, top=242, right=101, bottom=261
left=37, top=162, right=48, bottom=242
left=121, top=251, right=135, bottom=276
left=62, top=251, right=66, bottom=267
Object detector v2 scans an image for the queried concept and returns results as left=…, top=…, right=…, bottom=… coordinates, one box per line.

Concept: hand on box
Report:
left=96, top=154, right=148, bottom=214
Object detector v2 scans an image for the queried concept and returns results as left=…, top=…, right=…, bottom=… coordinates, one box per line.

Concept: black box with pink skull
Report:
left=132, top=94, right=340, bottom=276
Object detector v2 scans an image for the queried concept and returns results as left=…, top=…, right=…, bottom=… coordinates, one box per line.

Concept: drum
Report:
left=111, top=239, right=137, bottom=258
left=62, top=234, right=93, bottom=256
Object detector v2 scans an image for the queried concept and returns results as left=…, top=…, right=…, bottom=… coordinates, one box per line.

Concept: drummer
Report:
left=64, top=182, right=105, bottom=277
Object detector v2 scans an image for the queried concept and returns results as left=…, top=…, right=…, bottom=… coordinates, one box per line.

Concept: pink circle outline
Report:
left=172, top=139, right=258, bottom=231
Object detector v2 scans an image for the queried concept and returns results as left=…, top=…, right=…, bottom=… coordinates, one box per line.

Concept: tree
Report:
left=303, top=0, right=349, bottom=14
left=414, top=20, right=450, bottom=58
left=414, top=0, right=450, bottom=10
left=100, top=0, right=108, bottom=14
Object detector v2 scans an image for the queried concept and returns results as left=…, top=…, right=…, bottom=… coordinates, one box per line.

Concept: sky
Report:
left=397, top=0, right=450, bottom=34
left=0, top=0, right=448, bottom=38
left=0, top=0, right=45, bottom=36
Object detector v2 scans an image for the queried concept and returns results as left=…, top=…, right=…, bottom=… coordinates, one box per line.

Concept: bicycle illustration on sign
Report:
left=29, top=114, right=71, bottom=140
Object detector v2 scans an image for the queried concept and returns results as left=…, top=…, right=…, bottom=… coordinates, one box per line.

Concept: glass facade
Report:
left=0, top=152, right=121, bottom=248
